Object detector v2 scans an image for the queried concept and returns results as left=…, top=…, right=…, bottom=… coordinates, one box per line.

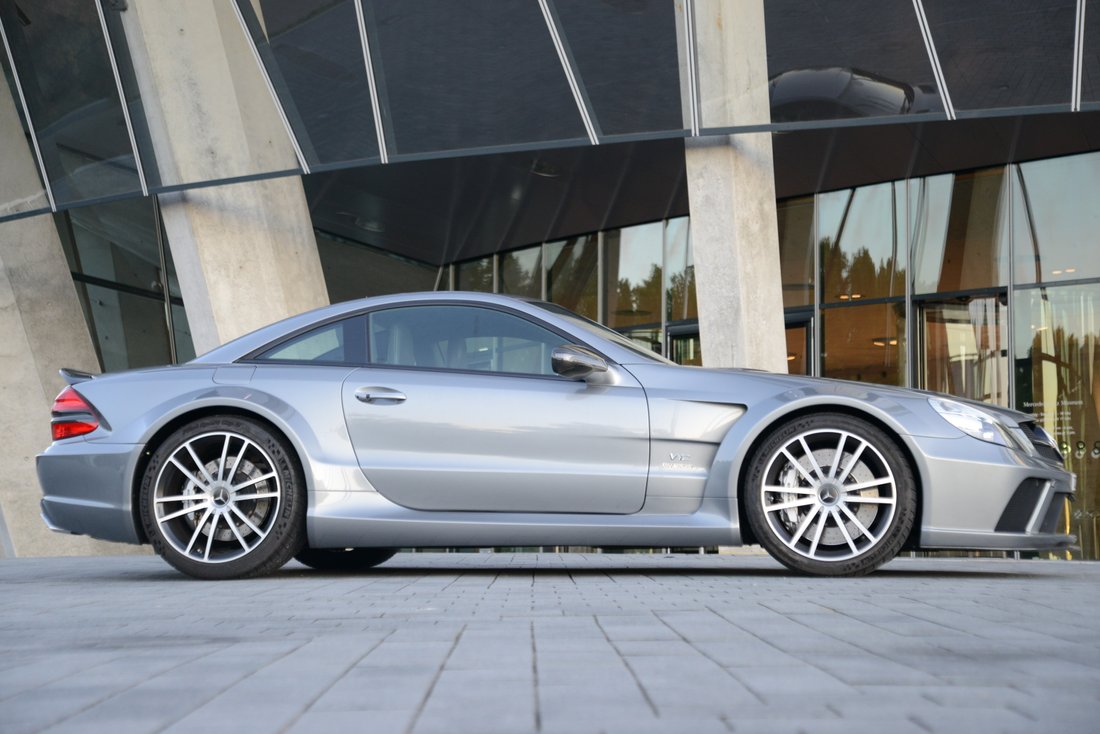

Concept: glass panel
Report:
left=1014, top=152, right=1100, bottom=284
left=1014, top=284, right=1100, bottom=559
left=1086, top=0, right=1100, bottom=103
left=619, top=327, right=663, bottom=358
left=911, top=168, right=1010, bottom=294
left=77, top=283, right=171, bottom=372
left=819, top=183, right=905, bottom=303
left=664, top=217, right=696, bottom=322
left=237, top=0, right=381, bottom=168
left=455, top=256, right=494, bottom=293
left=917, top=295, right=1009, bottom=406
left=499, top=247, right=542, bottom=298
left=171, top=303, right=195, bottom=362
left=62, top=199, right=164, bottom=295
left=669, top=331, right=701, bottom=366
left=316, top=230, right=437, bottom=303
left=364, top=0, right=588, bottom=156
left=550, top=0, right=683, bottom=136
left=604, top=222, right=662, bottom=329
left=778, top=197, right=814, bottom=308
left=922, top=0, right=1076, bottom=111
left=259, top=317, right=365, bottom=364
left=0, top=1, right=142, bottom=205
left=822, top=303, right=906, bottom=385
left=764, top=0, right=944, bottom=123
left=546, top=234, right=598, bottom=320
left=785, top=323, right=810, bottom=376
left=369, top=305, right=562, bottom=375
left=0, top=49, right=50, bottom=218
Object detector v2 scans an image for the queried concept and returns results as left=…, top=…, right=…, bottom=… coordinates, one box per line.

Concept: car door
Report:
left=341, top=303, right=650, bottom=514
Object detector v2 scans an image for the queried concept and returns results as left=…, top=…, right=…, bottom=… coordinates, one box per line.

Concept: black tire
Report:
left=139, top=415, right=306, bottom=580
left=743, top=412, right=917, bottom=576
left=294, top=548, right=397, bottom=572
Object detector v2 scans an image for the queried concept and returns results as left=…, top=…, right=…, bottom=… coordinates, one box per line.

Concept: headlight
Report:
left=928, top=398, right=1020, bottom=449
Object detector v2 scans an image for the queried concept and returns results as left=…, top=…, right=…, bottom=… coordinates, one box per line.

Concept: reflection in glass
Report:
left=922, top=0, right=1076, bottom=111
left=237, top=0, right=381, bottom=167
left=364, top=0, right=587, bottom=156
left=455, top=256, right=494, bottom=293
left=550, top=0, right=683, bottom=136
left=75, top=283, right=171, bottom=372
left=55, top=197, right=193, bottom=371
left=0, top=50, right=50, bottom=217
left=822, top=303, right=906, bottom=385
left=778, top=197, right=813, bottom=308
left=819, top=183, right=905, bottom=303
left=917, top=296, right=1009, bottom=406
left=60, top=199, right=164, bottom=295
left=764, top=0, right=943, bottom=123
left=785, top=323, right=810, bottom=375
left=664, top=218, right=696, bottom=321
left=316, top=230, right=436, bottom=302
left=546, top=234, right=597, bottom=320
left=0, top=0, right=142, bottom=205
left=500, top=247, right=542, bottom=298
left=604, top=222, right=662, bottom=330
left=911, top=168, right=1009, bottom=294
left=1014, top=284, right=1100, bottom=558
left=668, top=330, right=701, bottom=366
left=1014, top=152, right=1100, bottom=284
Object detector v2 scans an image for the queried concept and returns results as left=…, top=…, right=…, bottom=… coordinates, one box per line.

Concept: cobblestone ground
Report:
left=1, top=553, right=1098, bottom=734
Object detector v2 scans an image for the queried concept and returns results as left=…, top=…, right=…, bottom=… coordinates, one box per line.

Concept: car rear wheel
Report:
left=294, top=548, right=397, bottom=572
left=744, top=413, right=916, bottom=576
left=139, top=415, right=305, bottom=580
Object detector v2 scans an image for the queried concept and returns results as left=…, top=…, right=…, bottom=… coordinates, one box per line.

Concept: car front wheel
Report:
left=139, top=415, right=305, bottom=580
left=743, top=413, right=917, bottom=576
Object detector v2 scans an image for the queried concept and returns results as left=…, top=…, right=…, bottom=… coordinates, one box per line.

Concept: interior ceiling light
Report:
left=871, top=337, right=898, bottom=347
left=787, top=353, right=797, bottom=361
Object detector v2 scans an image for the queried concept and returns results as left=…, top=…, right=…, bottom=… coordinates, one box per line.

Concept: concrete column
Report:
left=0, top=74, right=140, bottom=557
left=119, top=0, right=328, bottom=353
left=683, top=0, right=786, bottom=372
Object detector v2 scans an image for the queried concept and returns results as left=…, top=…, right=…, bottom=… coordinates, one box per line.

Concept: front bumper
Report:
left=36, top=440, right=143, bottom=545
left=910, top=434, right=1075, bottom=552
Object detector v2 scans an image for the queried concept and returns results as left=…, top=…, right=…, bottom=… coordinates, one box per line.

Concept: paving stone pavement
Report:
left=1, top=552, right=1099, bottom=734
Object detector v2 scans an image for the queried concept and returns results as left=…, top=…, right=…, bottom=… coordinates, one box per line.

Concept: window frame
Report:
left=238, top=300, right=612, bottom=380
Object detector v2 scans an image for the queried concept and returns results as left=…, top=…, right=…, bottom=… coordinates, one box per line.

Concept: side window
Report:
left=257, top=316, right=366, bottom=364
left=368, top=305, right=565, bottom=376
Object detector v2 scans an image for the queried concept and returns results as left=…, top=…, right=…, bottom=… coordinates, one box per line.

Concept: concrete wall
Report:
left=684, top=0, right=787, bottom=372
left=120, top=0, right=329, bottom=354
left=0, top=69, right=143, bottom=556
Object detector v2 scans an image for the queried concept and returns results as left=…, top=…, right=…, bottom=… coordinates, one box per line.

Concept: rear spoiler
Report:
left=59, top=368, right=97, bottom=385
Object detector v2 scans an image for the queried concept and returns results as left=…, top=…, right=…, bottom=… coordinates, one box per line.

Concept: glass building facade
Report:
left=1, top=0, right=1099, bottom=560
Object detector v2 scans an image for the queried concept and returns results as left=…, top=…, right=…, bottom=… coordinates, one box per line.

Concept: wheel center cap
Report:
left=212, top=486, right=231, bottom=507
left=818, top=483, right=841, bottom=505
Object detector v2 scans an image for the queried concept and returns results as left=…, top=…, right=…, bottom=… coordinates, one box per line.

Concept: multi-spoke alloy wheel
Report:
left=139, top=416, right=305, bottom=579
left=744, top=413, right=916, bottom=576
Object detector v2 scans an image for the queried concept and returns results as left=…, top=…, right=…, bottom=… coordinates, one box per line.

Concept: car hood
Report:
left=631, top=363, right=1036, bottom=427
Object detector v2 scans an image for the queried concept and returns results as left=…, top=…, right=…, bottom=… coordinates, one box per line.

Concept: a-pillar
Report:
left=683, top=0, right=787, bottom=372
left=118, top=0, right=328, bottom=353
left=0, top=74, right=141, bottom=557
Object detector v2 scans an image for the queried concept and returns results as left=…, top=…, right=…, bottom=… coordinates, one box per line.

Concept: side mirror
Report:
left=552, top=345, right=609, bottom=381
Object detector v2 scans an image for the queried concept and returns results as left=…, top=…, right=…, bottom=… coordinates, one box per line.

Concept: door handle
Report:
left=355, top=387, right=407, bottom=404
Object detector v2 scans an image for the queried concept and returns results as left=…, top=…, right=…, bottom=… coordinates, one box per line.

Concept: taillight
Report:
left=51, top=386, right=99, bottom=441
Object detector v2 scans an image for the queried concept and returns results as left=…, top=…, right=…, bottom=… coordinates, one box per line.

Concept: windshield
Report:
left=534, top=302, right=674, bottom=365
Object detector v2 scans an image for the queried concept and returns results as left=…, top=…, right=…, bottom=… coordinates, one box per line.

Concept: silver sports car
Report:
left=38, top=292, right=1075, bottom=579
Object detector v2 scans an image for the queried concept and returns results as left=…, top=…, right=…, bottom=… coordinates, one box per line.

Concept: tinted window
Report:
left=368, top=305, right=564, bottom=376
left=258, top=316, right=366, bottom=364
